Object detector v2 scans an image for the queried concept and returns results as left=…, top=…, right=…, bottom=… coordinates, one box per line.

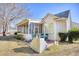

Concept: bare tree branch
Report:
left=0, top=3, right=29, bottom=36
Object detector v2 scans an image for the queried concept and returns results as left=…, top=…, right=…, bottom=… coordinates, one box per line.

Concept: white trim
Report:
left=30, top=21, right=41, bottom=23
left=28, top=19, right=41, bottom=23
left=28, top=21, right=30, bottom=34
left=66, top=12, right=71, bottom=32
left=53, top=21, right=57, bottom=40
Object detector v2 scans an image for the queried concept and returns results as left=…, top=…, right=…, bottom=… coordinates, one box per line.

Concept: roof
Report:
left=17, top=19, right=29, bottom=26
left=42, top=10, right=70, bottom=22
left=55, top=10, right=70, bottom=18
left=17, top=19, right=42, bottom=26
left=17, top=10, right=70, bottom=26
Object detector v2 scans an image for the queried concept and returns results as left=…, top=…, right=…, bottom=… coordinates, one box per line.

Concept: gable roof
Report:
left=55, top=10, right=70, bottom=18
left=42, top=10, right=70, bottom=22
left=17, top=19, right=29, bottom=26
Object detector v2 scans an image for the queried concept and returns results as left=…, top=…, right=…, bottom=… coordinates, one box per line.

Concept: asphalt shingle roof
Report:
left=55, top=10, right=70, bottom=18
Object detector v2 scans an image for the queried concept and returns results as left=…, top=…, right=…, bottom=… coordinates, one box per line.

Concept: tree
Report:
left=0, top=3, right=29, bottom=36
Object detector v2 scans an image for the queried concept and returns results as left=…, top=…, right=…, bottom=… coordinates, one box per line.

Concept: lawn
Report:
left=39, top=41, right=79, bottom=56
left=0, top=39, right=38, bottom=56
left=0, top=37, right=79, bottom=56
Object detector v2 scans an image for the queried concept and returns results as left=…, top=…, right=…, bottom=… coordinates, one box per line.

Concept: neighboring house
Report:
left=17, top=10, right=79, bottom=41
left=71, top=22, right=79, bottom=29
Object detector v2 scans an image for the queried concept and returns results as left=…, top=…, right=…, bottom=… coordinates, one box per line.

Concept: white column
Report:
left=38, top=24, right=40, bottom=37
left=66, top=12, right=71, bottom=41
left=28, top=21, right=30, bottom=34
left=54, top=21, right=57, bottom=40
left=44, top=24, right=46, bottom=38
left=66, top=12, right=71, bottom=32
left=34, top=23, right=35, bottom=35
left=30, top=23, right=32, bottom=34
left=38, top=24, right=39, bottom=34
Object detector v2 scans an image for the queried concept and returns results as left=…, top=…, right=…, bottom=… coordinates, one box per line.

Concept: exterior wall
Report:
left=42, top=15, right=55, bottom=40
left=42, top=23, right=54, bottom=40
left=42, top=14, right=67, bottom=40
left=56, top=20, right=67, bottom=33
left=55, top=20, right=67, bottom=40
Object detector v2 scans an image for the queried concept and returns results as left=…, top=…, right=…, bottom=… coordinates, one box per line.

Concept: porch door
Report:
left=34, top=24, right=42, bottom=34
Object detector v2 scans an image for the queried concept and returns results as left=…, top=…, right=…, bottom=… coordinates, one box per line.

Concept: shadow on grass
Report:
left=13, top=47, right=39, bottom=54
left=0, top=35, right=19, bottom=42
left=59, top=41, right=79, bottom=45
left=73, top=41, right=79, bottom=44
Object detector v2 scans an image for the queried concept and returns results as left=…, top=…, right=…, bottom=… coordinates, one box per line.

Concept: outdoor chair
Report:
left=40, top=33, right=48, bottom=41
left=40, top=33, right=44, bottom=38
left=45, top=34, right=48, bottom=41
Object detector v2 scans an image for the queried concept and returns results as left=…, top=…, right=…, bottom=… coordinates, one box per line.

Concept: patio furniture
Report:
left=40, top=33, right=44, bottom=38
left=40, top=33, right=48, bottom=41
left=45, top=34, right=48, bottom=41
left=32, top=33, right=36, bottom=38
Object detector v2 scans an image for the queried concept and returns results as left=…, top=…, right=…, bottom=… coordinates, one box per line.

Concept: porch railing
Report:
left=32, top=33, right=54, bottom=41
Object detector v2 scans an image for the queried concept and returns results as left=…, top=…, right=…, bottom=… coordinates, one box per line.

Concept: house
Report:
left=17, top=19, right=42, bottom=35
left=17, top=10, right=79, bottom=41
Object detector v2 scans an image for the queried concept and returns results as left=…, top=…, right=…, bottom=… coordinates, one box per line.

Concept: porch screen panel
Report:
left=29, top=23, right=34, bottom=34
left=25, top=24, right=28, bottom=34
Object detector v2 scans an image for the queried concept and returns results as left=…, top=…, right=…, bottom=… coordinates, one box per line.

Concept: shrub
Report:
left=68, top=27, right=79, bottom=42
left=14, top=32, right=17, bottom=35
left=68, top=32, right=73, bottom=43
left=59, top=28, right=79, bottom=43
left=15, top=34, right=24, bottom=41
left=58, top=33, right=67, bottom=42
left=14, top=31, right=21, bottom=35
left=68, top=31, right=79, bottom=41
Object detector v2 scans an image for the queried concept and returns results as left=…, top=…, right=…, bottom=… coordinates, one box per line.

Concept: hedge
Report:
left=59, top=31, right=79, bottom=43
left=58, top=33, right=67, bottom=42
left=68, top=31, right=79, bottom=41
left=14, top=33, right=24, bottom=41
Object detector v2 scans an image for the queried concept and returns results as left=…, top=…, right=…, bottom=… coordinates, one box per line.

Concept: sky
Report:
left=23, top=3, right=79, bottom=22
left=12, top=3, right=79, bottom=27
